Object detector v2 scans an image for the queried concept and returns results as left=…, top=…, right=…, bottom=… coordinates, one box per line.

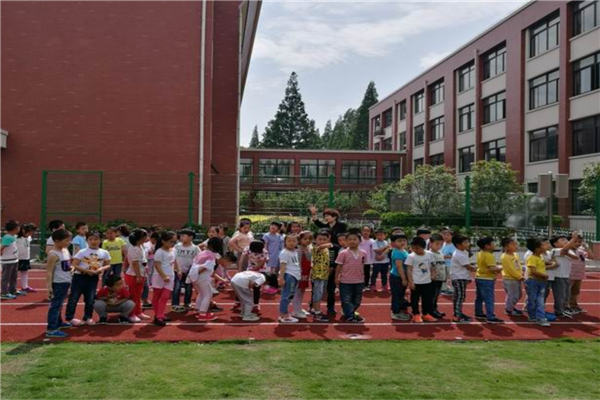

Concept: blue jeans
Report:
left=279, top=274, right=298, bottom=314
left=47, top=282, right=70, bottom=331
left=172, top=272, right=192, bottom=306
left=102, top=263, right=122, bottom=286
left=475, top=278, right=496, bottom=319
left=65, top=274, right=99, bottom=321
left=526, top=279, right=547, bottom=320
left=389, top=274, right=408, bottom=314
left=339, top=283, right=364, bottom=318
left=371, top=263, right=389, bottom=287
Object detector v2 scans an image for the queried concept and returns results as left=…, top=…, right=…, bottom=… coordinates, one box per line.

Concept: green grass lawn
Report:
left=2, top=340, right=599, bottom=399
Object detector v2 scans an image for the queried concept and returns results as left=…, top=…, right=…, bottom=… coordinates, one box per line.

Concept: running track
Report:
left=1, top=270, right=599, bottom=342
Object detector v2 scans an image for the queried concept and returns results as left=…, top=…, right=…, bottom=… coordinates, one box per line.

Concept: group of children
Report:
left=0, top=209, right=593, bottom=338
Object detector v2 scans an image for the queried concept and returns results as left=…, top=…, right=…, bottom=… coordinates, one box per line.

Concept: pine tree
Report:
left=261, top=72, right=321, bottom=149
left=249, top=126, right=260, bottom=148
left=350, top=81, right=379, bottom=150
left=328, top=109, right=357, bottom=150
left=321, top=120, right=333, bottom=149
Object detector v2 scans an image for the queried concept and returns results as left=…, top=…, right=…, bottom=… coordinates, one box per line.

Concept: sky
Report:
left=240, top=0, right=530, bottom=146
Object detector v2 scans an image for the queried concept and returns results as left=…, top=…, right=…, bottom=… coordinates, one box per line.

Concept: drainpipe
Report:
left=198, top=0, right=207, bottom=225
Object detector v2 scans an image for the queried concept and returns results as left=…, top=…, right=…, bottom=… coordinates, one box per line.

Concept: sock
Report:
left=19, top=271, right=28, bottom=289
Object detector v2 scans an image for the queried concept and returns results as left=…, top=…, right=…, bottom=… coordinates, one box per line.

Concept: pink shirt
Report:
left=359, top=238, right=374, bottom=265
left=242, top=247, right=269, bottom=272
left=335, top=248, right=367, bottom=284
left=569, top=248, right=587, bottom=281
left=194, top=250, right=217, bottom=267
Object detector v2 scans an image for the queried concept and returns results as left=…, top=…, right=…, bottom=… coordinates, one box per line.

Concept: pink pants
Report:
left=292, top=287, right=306, bottom=313
left=152, top=287, right=172, bottom=320
left=125, top=274, right=145, bottom=316
left=193, top=280, right=213, bottom=313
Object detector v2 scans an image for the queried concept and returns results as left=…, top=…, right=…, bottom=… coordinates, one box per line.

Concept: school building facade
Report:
left=1, top=0, right=261, bottom=228
left=369, top=0, right=600, bottom=227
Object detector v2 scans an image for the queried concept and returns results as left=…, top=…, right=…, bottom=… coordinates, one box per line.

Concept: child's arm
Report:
left=466, top=263, right=477, bottom=272
left=239, top=253, right=248, bottom=272
left=396, top=259, right=408, bottom=286
left=502, top=256, right=522, bottom=280
left=406, top=265, right=415, bottom=290
left=582, top=242, right=595, bottom=260
left=154, top=261, right=170, bottom=283
left=131, top=259, right=143, bottom=282
left=229, top=236, right=242, bottom=253
left=335, top=264, right=342, bottom=285
left=46, top=253, right=58, bottom=297
left=316, top=243, right=333, bottom=251
left=98, top=259, right=111, bottom=274
left=71, top=258, right=93, bottom=275
left=487, top=263, right=502, bottom=273
left=529, top=265, right=548, bottom=279
left=278, top=262, right=287, bottom=287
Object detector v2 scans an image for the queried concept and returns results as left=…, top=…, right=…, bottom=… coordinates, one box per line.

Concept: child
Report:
left=152, top=231, right=180, bottom=326
left=262, top=221, right=283, bottom=294
left=405, top=237, right=436, bottom=323
left=359, top=226, right=375, bottom=291
left=500, top=237, right=524, bottom=316
left=72, top=222, right=89, bottom=254
left=228, top=220, right=254, bottom=265
left=218, top=224, right=231, bottom=253
left=66, top=231, right=112, bottom=325
left=239, top=240, right=269, bottom=313
left=278, top=235, right=301, bottom=323
left=292, top=231, right=313, bottom=320
left=568, top=234, right=595, bottom=315
left=1, top=220, right=22, bottom=300
left=101, top=227, right=127, bottom=286
left=287, top=221, right=302, bottom=236
left=231, top=271, right=274, bottom=322
left=335, top=229, right=367, bottom=323
left=474, top=237, right=504, bottom=323
left=327, top=232, right=345, bottom=315
left=416, top=227, right=432, bottom=249
left=525, top=237, right=551, bottom=327
left=311, top=230, right=332, bottom=322
left=141, top=231, right=159, bottom=309
left=428, top=233, right=447, bottom=319
left=199, top=226, right=220, bottom=250
left=389, top=233, right=411, bottom=321
left=45, top=229, right=73, bottom=338
left=94, top=275, right=136, bottom=324
left=450, top=234, right=476, bottom=322
left=45, top=220, right=65, bottom=254
left=172, top=229, right=200, bottom=312
left=548, top=234, right=579, bottom=318
left=440, top=227, right=455, bottom=295
left=371, top=229, right=390, bottom=292
left=17, top=223, right=37, bottom=293
left=124, top=229, right=150, bottom=322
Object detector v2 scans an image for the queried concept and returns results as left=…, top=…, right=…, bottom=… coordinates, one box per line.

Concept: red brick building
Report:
left=1, top=1, right=260, bottom=228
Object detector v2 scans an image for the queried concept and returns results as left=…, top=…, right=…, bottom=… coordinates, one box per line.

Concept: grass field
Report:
left=1, top=339, right=599, bottom=399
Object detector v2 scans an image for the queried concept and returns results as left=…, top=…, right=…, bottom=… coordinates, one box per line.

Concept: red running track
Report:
left=1, top=270, right=599, bottom=342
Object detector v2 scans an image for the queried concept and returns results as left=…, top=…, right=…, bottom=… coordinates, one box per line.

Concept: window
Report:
left=373, top=116, right=382, bottom=135
left=398, top=101, right=407, bottom=121
left=374, top=142, right=381, bottom=151
left=530, top=13, right=559, bottom=57
left=529, top=70, right=559, bottom=109
left=574, top=1, right=600, bottom=36
left=430, top=81, right=445, bottom=105
left=258, top=159, right=294, bottom=183
left=458, top=146, right=475, bottom=173
left=239, top=158, right=253, bottom=183
left=483, top=138, right=506, bottom=162
left=414, top=124, right=424, bottom=147
left=430, top=117, right=444, bottom=141
left=430, top=153, right=444, bottom=166
left=458, top=62, right=475, bottom=92
left=459, top=104, right=475, bottom=132
left=483, top=45, right=506, bottom=80
left=573, top=52, right=600, bottom=95
left=383, top=161, right=401, bottom=183
left=399, top=131, right=406, bottom=151
left=414, top=91, right=424, bottom=114
left=383, top=109, right=393, bottom=128
left=483, top=91, right=506, bottom=124
left=341, top=160, right=376, bottom=184
left=573, top=115, right=600, bottom=156
left=529, top=126, right=558, bottom=162
left=382, top=137, right=392, bottom=151
left=413, top=158, right=424, bottom=170
left=300, top=159, right=335, bottom=184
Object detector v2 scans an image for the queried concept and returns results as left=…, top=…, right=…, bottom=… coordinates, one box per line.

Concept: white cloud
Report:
left=419, top=51, right=453, bottom=69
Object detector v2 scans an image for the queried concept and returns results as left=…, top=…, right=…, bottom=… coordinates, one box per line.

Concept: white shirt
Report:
left=550, top=248, right=572, bottom=279
left=174, top=243, right=200, bottom=273
left=73, top=247, right=111, bottom=274
left=49, top=249, right=73, bottom=283
left=279, top=249, right=301, bottom=280
left=154, top=248, right=175, bottom=277
left=16, top=236, right=31, bottom=260
left=373, top=240, right=389, bottom=264
left=187, top=260, right=216, bottom=284
left=231, top=270, right=266, bottom=288
left=451, top=249, right=472, bottom=280
left=405, top=252, right=433, bottom=284
left=126, top=245, right=147, bottom=276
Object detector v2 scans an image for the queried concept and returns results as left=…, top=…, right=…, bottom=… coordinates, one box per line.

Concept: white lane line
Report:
left=2, top=302, right=600, bottom=307
left=14, top=287, right=600, bottom=292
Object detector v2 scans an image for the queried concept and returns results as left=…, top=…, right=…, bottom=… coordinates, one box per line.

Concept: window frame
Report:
left=340, top=160, right=377, bottom=185
left=482, top=44, right=507, bottom=80
left=399, top=131, right=407, bottom=151
left=239, top=158, right=254, bottom=184
left=529, top=69, right=559, bottom=110
left=458, top=146, right=475, bottom=173
left=482, top=138, right=506, bottom=162
left=458, top=103, right=475, bottom=132
left=430, top=81, right=445, bottom=106
left=573, top=0, right=599, bottom=36
left=258, top=158, right=295, bottom=184
left=529, top=126, right=558, bottom=162
left=414, top=124, right=425, bottom=147
left=458, top=62, right=475, bottom=92
left=398, top=101, right=407, bottom=121
left=382, top=161, right=401, bottom=183
left=529, top=13, right=560, bottom=58
left=299, top=159, right=336, bottom=184
left=429, top=153, right=445, bottom=166
left=573, top=51, right=600, bottom=96
left=413, top=91, right=425, bottom=114
left=572, top=115, right=600, bottom=156
left=482, top=91, right=506, bottom=124
left=429, top=117, right=444, bottom=142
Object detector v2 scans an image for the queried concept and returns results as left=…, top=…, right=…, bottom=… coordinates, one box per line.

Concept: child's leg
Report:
left=503, top=280, right=517, bottom=312
left=8, top=262, right=18, bottom=294
left=155, top=288, right=172, bottom=320
left=1, top=262, right=17, bottom=295
left=279, top=274, right=297, bottom=315
left=389, top=274, right=401, bottom=314
left=553, top=278, right=567, bottom=315
left=381, top=263, right=389, bottom=289
left=534, top=281, right=547, bottom=320
left=363, top=264, right=371, bottom=287
left=132, top=277, right=145, bottom=316
left=198, top=280, right=213, bottom=313
left=452, top=280, right=466, bottom=317
left=311, top=280, right=325, bottom=312
left=171, top=275, right=182, bottom=306
left=431, top=281, right=442, bottom=313
left=326, top=269, right=336, bottom=312
left=82, top=276, right=99, bottom=321
left=193, top=281, right=202, bottom=311
left=422, top=283, right=435, bottom=316
left=47, top=283, right=70, bottom=331
left=569, top=279, right=582, bottom=309
left=18, top=261, right=29, bottom=289
left=482, top=279, right=496, bottom=319
left=352, top=283, right=364, bottom=314
left=253, top=285, right=261, bottom=305
left=183, top=276, right=193, bottom=306
left=292, top=287, right=305, bottom=313
left=338, top=283, right=354, bottom=318
left=474, top=279, right=484, bottom=316
left=141, top=277, right=149, bottom=302
left=152, top=287, right=164, bottom=318
left=411, top=285, right=421, bottom=315
left=370, top=264, right=380, bottom=287
left=526, top=280, right=536, bottom=318
left=65, top=275, right=84, bottom=321
left=93, top=300, right=108, bottom=319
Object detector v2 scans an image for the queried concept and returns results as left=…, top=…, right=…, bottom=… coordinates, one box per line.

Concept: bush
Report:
left=362, top=209, right=380, bottom=219
left=380, top=212, right=464, bottom=229
left=532, top=214, right=564, bottom=227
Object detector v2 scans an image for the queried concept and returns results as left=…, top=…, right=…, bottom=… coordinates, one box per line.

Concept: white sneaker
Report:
left=83, top=319, right=96, bottom=326
left=211, top=287, right=220, bottom=295
left=128, top=315, right=141, bottom=323
left=242, top=314, right=260, bottom=322
left=69, top=318, right=82, bottom=326
left=137, top=313, right=151, bottom=320
left=279, top=316, right=299, bottom=323
left=291, top=312, right=307, bottom=319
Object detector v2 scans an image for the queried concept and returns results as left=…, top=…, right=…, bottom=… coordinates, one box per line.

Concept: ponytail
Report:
left=206, top=237, right=224, bottom=256
left=155, top=230, right=176, bottom=251
left=128, top=228, right=148, bottom=246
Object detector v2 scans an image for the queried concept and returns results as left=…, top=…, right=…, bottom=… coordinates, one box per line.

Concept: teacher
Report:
left=308, top=205, right=347, bottom=246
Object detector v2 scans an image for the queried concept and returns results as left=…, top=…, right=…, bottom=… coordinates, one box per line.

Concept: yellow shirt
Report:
left=101, top=238, right=126, bottom=265
left=501, top=253, right=522, bottom=280
left=476, top=251, right=498, bottom=280
left=311, top=247, right=330, bottom=281
left=526, top=254, right=546, bottom=278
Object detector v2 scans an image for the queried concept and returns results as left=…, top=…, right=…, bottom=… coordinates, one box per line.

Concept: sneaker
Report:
left=118, top=316, right=132, bottom=324
left=453, top=315, right=470, bottom=323
left=163, top=316, right=172, bottom=322
left=486, top=317, right=505, bottom=324
left=69, top=318, right=82, bottom=327
left=412, top=315, right=423, bottom=323
left=506, top=309, right=524, bottom=316
left=211, top=287, right=220, bottom=295
left=153, top=318, right=166, bottom=326
left=0, top=294, right=16, bottom=300
left=459, top=314, right=472, bottom=322
left=528, top=317, right=538, bottom=323
left=209, top=305, right=224, bottom=313
left=351, top=315, right=365, bottom=323
left=474, top=314, right=487, bottom=321
left=545, top=313, right=557, bottom=322
left=242, top=314, right=260, bottom=322
left=171, top=305, right=187, bottom=313
left=14, top=290, right=27, bottom=296
left=83, top=319, right=96, bottom=326
left=537, top=319, right=551, bottom=327
left=196, top=313, right=217, bottom=322
left=142, top=303, right=153, bottom=310
left=278, top=316, right=299, bottom=323
left=46, top=330, right=68, bottom=338
left=98, top=317, right=108, bottom=325
left=431, top=311, right=445, bottom=319
left=573, top=307, right=586, bottom=314
left=422, top=314, right=437, bottom=322
left=391, top=312, right=412, bottom=321
left=128, top=315, right=141, bottom=323
left=313, top=313, right=329, bottom=322
left=327, top=308, right=337, bottom=315
left=59, top=322, right=73, bottom=329
left=558, top=311, right=574, bottom=319
left=440, top=290, right=454, bottom=296
left=137, top=313, right=152, bottom=320
left=263, top=287, right=278, bottom=295
left=291, top=312, right=308, bottom=320
left=22, top=287, right=38, bottom=293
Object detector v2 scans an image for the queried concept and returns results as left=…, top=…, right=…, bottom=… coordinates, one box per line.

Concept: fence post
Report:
left=465, top=175, right=471, bottom=230
left=188, top=172, right=195, bottom=227
left=328, top=174, right=334, bottom=207
left=40, top=170, right=48, bottom=259
left=596, top=177, right=600, bottom=241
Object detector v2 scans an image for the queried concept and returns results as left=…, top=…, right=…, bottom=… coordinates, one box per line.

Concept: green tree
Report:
left=249, top=126, right=260, bottom=148
left=328, top=109, right=357, bottom=150
left=321, top=120, right=333, bottom=149
left=470, top=160, right=524, bottom=227
left=578, top=162, right=600, bottom=215
left=350, top=81, right=378, bottom=150
left=367, top=183, right=401, bottom=213
left=261, top=72, right=321, bottom=149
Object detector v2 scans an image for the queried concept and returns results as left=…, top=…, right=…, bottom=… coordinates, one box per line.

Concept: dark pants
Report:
left=102, top=263, right=122, bottom=286
left=411, top=282, right=434, bottom=316
left=1, top=262, right=18, bottom=295
left=339, top=283, right=364, bottom=318
left=431, top=280, right=444, bottom=312
left=172, top=272, right=193, bottom=306
left=363, top=264, right=372, bottom=286
left=371, top=263, right=389, bottom=287
left=452, top=279, right=469, bottom=317
left=475, top=278, right=496, bottom=319
left=47, top=282, right=70, bottom=331
left=141, top=278, right=150, bottom=302
left=253, top=286, right=260, bottom=305
left=390, top=274, right=409, bottom=314
left=66, top=274, right=99, bottom=321
left=327, top=268, right=337, bottom=312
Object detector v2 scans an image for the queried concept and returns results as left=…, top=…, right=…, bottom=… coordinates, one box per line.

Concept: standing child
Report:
left=199, top=226, right=219, bottom=250
left=474, top=237, right=504, bottom=323
left=568, top=234, right=595, bottom=315
left=231, top=270, right=274, bottom=322
left=152, top=231, right=180, bottom=326
left=428, top=233, right=447, bottom=319
left=72, top=222, right=89, bottom=254
left=335, top=230, right=368, bottom=323
left=1, top=220, right=22, bottom=300
left=292, top=231, right=313, bottom=319
left=17, top=223, right=37, bottom=293
left=311, top=230, right=332, bottom=322
left=405, top=237, right=436, bottom=323
left=278, top=235, right=301, bottom=323
left=45, top=220, right=65, bottom=254
left=451, top=235, right=476, bottom=322
left=359, top=226, right=375, bottom=291
left=525, top=237, right=552, bottom=327
left=500, top=237, right=524, bottom=316
left=371, top=229, right=390, bottom=292
left=548, top=234, right=578, bottom=318
left=101, top=227, right=127, bottom=286
left=327, top=232, right=345, bottom=315
left=262, top=221, right=283, bottom=294
left=389, top=233, right=411, bottom=321
left=141, top=231, right=159, bottom=309
left=45, top=229, right=73, bottom=338
left=239, top=240, right=269, bottom=313
left=440, top=227, right=455, bottom=296
left=172, top=229, right=200, bottom=312
left=66, top=231, right=112, bottom=326
left=124, top=229, right=150, bottom=322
